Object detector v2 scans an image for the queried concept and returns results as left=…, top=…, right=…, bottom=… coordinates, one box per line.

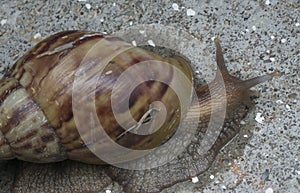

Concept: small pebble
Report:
left=276, top=100, right=284, bottom=104
left=221, top=185, right=227, bottom=190
left=0, top=19, right=7, bottom=25
left=240, top=120, right=246, bottom=125
left=265, top=0, right=271, bottom=5
left=252, top=26, right=257, bottom=31
left=269, top=57, right=275, bottom=62
left=186, top=8, right=196, bottom=16
left=285, top=104, right=291, bottom=110
left=243, top=134, right=248, bottom=138
left=105, top=190, right=112, bottom=193
left=147, top=40, right=155, bottom=47
left=172, top=3, right=179, bottom=11
left=191, top=176, right=199, bottom=183
left=78, top=0, right=86, bottom=2
left=0, top=19, right=7, bottom=26
left=129, top=21, right=133, bottom=25
left=255, top=113, right=265, bottom=124
left=34, top=33, right=42, bottom=39
left=270, top=35, right=275, bottom=39
left=281, top=38, right=287, bottom=43
left=265, top=187, right=273, bottom=193
left=131, top=40, right=137, bottom=46
left=296, top=22, right=300, bottom=27
left=209, top=175, right=214, bottom=179
left=85, top=3, right=91, bottom=9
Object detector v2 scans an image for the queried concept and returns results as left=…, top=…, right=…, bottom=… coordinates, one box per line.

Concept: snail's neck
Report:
left=186, top=79, right=245, bottom=127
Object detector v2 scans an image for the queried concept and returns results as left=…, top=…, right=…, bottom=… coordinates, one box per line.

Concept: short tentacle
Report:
left=237, top=71, right=281, bottom=89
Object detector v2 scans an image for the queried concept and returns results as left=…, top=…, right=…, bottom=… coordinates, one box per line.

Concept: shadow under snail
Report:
left=0, top=30, right=279, bottom=193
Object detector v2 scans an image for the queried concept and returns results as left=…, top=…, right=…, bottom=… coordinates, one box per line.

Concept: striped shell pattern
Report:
left=0, top=31, right=193, bottom=164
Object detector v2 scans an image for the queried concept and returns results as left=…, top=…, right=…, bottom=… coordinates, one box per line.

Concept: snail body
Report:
left=0, top=30, right=278, bottom=193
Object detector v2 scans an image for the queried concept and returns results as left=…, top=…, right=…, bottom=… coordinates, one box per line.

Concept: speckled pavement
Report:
left=0, top=0, right=299, bottom=193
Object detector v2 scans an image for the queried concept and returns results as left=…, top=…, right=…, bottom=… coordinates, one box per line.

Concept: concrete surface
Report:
left=0, top=0, right=299, bottom=192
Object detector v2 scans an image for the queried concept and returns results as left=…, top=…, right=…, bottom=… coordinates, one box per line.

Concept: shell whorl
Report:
left=0, top=78, right=66, bottom=162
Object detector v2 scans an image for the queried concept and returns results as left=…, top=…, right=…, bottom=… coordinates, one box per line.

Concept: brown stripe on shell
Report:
left=0, top=130, right=14, bottom=159
left=3, top=100, right=39, bottom=134
left=0, top=78, right=21, bottom=105
left=13, top=129, right=38, bottom=144
left=41, top=133, right=56, bottom=143
left=0, top=80, right=67, bottom=162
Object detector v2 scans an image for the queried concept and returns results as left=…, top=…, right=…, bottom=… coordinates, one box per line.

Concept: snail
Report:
left=0, top=30, right=279, bottom=193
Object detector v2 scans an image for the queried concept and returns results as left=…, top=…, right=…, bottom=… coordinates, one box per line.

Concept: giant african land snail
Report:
left=0, top=31, right=279, bottom=193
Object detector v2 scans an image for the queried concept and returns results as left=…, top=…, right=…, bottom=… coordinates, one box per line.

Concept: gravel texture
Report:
left=0, top=0, right=299, bottom=193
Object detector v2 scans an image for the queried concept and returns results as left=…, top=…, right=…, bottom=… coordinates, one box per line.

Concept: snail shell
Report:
left=0, top=30, right=278, bottom=166
left=0, top=31, right=194, bottom=164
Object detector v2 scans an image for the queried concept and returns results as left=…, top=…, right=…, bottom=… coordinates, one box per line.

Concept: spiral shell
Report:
left=0, top=31, right=194, bottom=164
